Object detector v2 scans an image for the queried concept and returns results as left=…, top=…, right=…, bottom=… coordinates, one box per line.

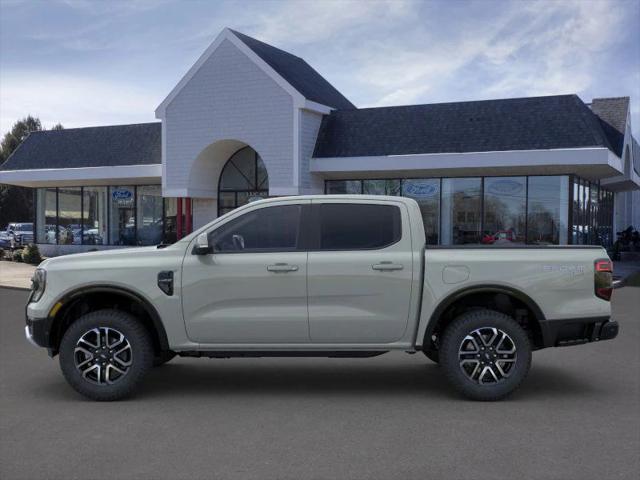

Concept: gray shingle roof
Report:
left=0, top=122, right=161, bottom=171
left=313, top=95, right=616, bottom=158
left=230, top=29, right=355, bottom=111
left=590, top=97, right=629, bottom=157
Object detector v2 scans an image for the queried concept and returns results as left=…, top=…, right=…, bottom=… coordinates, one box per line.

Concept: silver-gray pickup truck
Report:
left=25, top=195, right=618, bottom=401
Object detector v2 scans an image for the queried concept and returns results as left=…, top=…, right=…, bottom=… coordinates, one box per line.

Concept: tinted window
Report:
left=319, top=203, right=401, bottom=250
left=209, top=205, right=301, bottom=253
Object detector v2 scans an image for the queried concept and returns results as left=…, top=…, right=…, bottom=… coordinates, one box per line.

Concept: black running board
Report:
left=177, top=350, right=389, bottom=359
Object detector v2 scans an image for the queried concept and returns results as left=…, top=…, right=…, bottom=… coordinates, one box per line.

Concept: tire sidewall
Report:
left=59, top=310, right=153, bottom=401
left=440, top=310, right=532, bottom=401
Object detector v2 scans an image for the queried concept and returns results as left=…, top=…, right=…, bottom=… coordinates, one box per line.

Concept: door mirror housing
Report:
left=193, top=232, right=213, bottom=255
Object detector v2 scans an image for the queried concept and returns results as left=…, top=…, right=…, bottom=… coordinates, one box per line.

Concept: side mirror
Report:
left=193, top=232, right=213, bottom=255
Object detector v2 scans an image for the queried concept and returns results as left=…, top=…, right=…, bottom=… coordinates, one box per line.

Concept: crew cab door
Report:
left=307, top=199, right=413, bottom=343
left=181, top=200, right=310, bottom=344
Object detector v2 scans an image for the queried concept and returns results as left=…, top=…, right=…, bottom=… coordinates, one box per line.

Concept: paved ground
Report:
left=0, top=261, right=35, bottom=289
left=1, top=287, right=638, bottom=480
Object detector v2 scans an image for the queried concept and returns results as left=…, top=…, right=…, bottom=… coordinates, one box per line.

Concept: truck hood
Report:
left=40, top=246, right=178, bottom=270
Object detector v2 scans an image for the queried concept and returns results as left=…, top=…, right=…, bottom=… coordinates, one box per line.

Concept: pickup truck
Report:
left=1, top=222, right=34, bottom=249
left=25, top=195, right=618, bottom=401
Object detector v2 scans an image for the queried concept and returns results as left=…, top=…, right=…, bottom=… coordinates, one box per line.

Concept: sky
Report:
left=1, top=0, right=639, bottom=138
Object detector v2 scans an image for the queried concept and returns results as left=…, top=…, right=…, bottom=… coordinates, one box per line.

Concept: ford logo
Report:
left=488, top=179, right=523, bottom=195
left=403, top=181, right=439, bottom=198
left=112, top=189, right=133, bottom=200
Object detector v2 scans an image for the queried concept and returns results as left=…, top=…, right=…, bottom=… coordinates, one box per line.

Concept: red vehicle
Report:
left=482, top=229, right=517, bottom=245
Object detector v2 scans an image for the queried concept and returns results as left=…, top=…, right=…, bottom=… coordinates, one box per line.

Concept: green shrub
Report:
left=0, top=248, right=4, bottom=260
left=22, top=244, right=43, bottom=265
left=13, top=250, right=24, bottom=262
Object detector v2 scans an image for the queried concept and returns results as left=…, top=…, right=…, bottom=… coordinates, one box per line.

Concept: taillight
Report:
left=594, top=258, right=613, bottom=301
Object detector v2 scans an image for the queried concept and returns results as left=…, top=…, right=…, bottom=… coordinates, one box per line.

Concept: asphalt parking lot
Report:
left=1, top=287, right=638, bottom=480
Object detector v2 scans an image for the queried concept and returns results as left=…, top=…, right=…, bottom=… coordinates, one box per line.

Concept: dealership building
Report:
left=1, top=28, right=638, bottom=256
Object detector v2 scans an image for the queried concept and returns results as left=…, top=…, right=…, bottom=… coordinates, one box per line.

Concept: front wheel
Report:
left=440, top=309, right=532, bottom=401
left=59, top=309, right=154, bottom=401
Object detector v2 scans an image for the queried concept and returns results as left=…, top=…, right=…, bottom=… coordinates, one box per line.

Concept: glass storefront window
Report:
left=109, top=186, right=136, bottom=246
left=326, top=180, right=362, bottom=194
left=402, top=179, right=440, bottom=244
left=82, top=187, right=107, bottom=245
left=163, top=198, right=177, bottom=244
left=483, top=177, right=526, bottom=245
left=362, top=179, right=401, bottom=196
left=36, top=188, right=57, bottom=244
left=136, top=185, right=163, bottom=245
left=441, top=178, right=482, bottom=245
left=57, top=188, right=82, bottom=245
left=527, top=176, right=569, bottom=245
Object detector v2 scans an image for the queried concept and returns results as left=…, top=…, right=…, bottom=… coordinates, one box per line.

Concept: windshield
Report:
left=13, top=224, right=33, bottom=231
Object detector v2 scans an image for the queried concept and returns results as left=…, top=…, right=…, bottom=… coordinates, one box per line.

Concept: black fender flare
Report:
left=423, top=284, right=546, bottom=347
left=51, top=285, right=170, bottom=352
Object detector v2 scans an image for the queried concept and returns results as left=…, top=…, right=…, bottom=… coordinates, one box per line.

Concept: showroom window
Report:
left=36, top=188, right=57, bottom=244
left=35, top=185, right=178, bottom=247
left=483, top=177, right=526, bottom=245
left=527, top=176, right=569, bottom=245
left=109, top=186, right=136, bottom=246
left=137, top=185, right=163, bottom=246
left=441, top=178, right=482, bottom=245
left=402, top=179, right=440, bottom=245
left=82, top=187, right=107, bottom=245
left=57, top=187, right=82, bottom=245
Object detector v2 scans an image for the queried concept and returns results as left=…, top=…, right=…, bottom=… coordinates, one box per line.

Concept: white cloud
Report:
left=0, top=72, right=158, bottom=132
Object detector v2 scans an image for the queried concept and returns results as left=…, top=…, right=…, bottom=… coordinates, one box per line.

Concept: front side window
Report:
left=209, top=205, right=301, bottom=253
left=318, top=203, right=401, bottom=250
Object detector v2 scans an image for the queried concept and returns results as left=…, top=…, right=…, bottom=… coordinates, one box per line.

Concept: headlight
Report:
left=30, top=268, right=46, bottom=303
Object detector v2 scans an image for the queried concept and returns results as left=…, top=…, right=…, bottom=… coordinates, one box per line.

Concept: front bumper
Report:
left=25, top=315, right=54, bottom=349
left=540, top=316, right=619, bottom=348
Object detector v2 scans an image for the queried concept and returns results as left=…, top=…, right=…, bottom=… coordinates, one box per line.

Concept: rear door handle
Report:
left=372, top=261, right=404, bottom=271
left=267, top=263, right=299, bottom=273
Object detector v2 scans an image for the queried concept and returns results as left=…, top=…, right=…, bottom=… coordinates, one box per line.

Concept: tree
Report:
left=0, top=116, right=63, bottom=228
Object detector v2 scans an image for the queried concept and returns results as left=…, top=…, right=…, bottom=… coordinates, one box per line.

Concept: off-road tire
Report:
left=59, top=309, right=153, bottom=401
left=440, top=309, right=531, bottom=401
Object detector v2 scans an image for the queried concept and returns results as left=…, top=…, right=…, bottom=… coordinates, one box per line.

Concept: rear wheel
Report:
left=440, top=309, right=531, bottom=401
left=59, top=309, right=153, bottom=401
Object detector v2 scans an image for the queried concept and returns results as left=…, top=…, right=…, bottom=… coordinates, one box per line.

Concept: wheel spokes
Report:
left=458, top=326, right=517, bottom=385
left=74, top=326, right=132, bottom=386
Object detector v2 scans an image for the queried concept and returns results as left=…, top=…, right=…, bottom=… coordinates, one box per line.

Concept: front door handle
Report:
left=267, top=263, right=299, bottom=273
left=372, top=261, right=404, bottom=271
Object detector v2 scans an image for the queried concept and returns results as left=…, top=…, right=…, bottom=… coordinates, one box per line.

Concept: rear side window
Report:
left=209, top=205, right=301, bottom=253
left=318, top=203, right=402, bottom=250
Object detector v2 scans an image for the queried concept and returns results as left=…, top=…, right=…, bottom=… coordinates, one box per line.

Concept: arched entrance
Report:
left=217, top=146, right=269, bottom=216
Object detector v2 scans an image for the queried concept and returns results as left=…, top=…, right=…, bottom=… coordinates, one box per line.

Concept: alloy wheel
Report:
left=74, top=327, right=133, bottom=385
left=458, top=327, right=517, bottom=384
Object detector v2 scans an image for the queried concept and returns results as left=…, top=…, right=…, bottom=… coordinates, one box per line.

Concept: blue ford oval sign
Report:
left=112, top=189, right=133, bottom=200
left=403, top=181, right=439, bottom=198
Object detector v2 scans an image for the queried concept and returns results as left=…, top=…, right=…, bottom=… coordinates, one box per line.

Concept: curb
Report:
left=0, top=285, right=31, bottom=292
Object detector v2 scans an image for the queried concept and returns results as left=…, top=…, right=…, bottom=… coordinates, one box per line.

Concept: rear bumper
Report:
left=540, top=316, right=619, bottom=348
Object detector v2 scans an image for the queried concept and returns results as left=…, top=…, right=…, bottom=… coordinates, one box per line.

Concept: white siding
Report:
left=299, top=109, right=324, bottom=193
left=163, top=39, right=294, bottom=196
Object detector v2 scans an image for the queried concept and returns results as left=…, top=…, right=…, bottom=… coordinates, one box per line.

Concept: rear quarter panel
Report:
left=416, top=247, right=611, bottom=347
